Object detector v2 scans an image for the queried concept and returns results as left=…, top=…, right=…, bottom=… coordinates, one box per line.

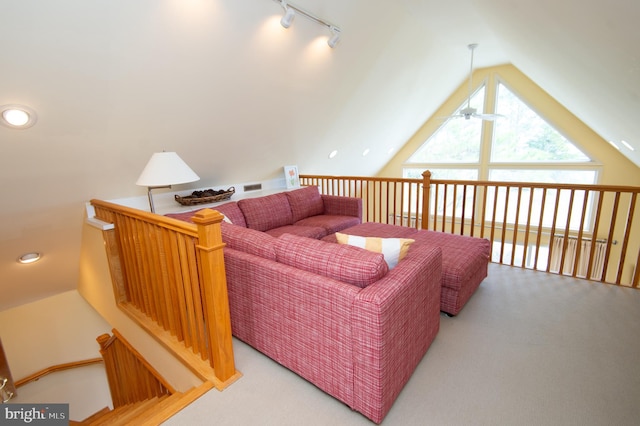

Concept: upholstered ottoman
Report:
left=324, top=222, right=490, bottom=316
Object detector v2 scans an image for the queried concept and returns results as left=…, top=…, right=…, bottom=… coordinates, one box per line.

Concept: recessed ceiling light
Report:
left=17, top=252, right=41, bottom=264
left=608, top=140, right=620, bottom=150
left=362, top=148, right=370, bottom=157
left=0, top=104, right=37, bottom=129
left=328, top=150, right=338, bottom=159
left=620, top=140, right=635, bottom=151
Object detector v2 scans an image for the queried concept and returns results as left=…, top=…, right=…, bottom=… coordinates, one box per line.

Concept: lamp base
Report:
left=147, top=185, right=171, bottom=213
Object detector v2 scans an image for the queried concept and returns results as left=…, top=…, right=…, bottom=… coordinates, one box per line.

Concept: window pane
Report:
left=403, top=168, right=478, bottom=180
left=407, top=87, right=485, bottom=163
left=489, top=169, right=596, bottom=185
left=492, top=83, right=590, bottom=162
left=487, top=169, right=598, bottom=231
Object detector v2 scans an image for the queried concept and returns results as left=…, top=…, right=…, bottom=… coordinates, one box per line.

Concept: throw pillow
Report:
left=335, top=233, right=415, bottom=269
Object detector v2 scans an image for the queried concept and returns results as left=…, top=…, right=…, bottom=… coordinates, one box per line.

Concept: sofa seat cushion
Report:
left=238, top=192, right=293, bottom=231
left=295, top=214, right=362, bottom=235
left=221, top=222, right=276, bottom=260
left=275, top=234, right=388, bottom=288
left=286, top=186, right=325, bottom=222
left=264, top=225, right=327, bottom=239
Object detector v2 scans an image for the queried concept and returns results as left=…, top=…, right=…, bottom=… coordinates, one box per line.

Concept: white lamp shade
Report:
left=136, top=152, right=200, bottom=187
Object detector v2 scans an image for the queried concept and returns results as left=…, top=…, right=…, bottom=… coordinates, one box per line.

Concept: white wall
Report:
left=0, top=291, right=112, bottom=420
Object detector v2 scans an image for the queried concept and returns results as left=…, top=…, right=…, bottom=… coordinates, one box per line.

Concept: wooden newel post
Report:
left=192, top=208, right=237, bottom=384
left=421, top=170, right=432, bottom=230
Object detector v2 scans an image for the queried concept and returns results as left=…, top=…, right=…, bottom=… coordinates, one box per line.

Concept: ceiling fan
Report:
left=447, top=43, right=503, bottom=121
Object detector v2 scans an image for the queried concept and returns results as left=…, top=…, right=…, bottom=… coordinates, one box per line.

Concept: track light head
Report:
left=273, top=0, right=342, bottom=47
left=280, top=4, right=295, bottom=28
left=328, top=26, right=341, bottom=48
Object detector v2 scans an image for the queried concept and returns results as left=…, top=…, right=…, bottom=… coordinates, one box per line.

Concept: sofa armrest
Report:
left=350, top=245, right=442, bottom=423
left=322, top=194, right=362, bottom=219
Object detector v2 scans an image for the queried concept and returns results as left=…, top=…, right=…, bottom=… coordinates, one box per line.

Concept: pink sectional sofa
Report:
left=165, top=185, right=488, bottom=422
left=167, top=187, right=443, bottom=423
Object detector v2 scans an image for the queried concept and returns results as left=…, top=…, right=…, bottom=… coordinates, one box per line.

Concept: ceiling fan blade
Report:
left=473, top=113, right=505, bottom=121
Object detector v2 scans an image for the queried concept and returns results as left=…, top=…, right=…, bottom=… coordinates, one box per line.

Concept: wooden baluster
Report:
left=521, top=187, right=535, bottom=269
left=546, top=189, right=561, bottom=273
left=616, top=192, right=636, bottom=284
left=559, top=189, right=576, bottom=276
left=573, top=190, right=590, bottom=278
left=511, top=187, right=523, bottom=266
left=499, top=186, right=510, bottom=264
left=602, top=192, right=621, bottom=283
left=451, top=184, right=458, bottom=234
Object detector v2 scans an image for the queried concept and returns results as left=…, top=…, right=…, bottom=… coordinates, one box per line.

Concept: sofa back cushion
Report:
left=221, top=222, right=276, bottom=260
left=274, top=233, right=388, bottom=288
left=238, top=193, right=293, bottom=231
left=214, top=201, right=247, bottom=227
left=286, top=186, right=325, bottom=223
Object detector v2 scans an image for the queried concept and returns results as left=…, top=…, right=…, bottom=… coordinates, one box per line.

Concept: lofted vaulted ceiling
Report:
left=1, top=0, right=639, bottom=310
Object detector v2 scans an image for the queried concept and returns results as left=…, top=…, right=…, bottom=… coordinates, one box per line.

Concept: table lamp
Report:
left=136, top=151, right=200, bottom=213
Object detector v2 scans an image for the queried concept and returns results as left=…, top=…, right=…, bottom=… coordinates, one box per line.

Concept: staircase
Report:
left=72, top=395, right=168, bottom=425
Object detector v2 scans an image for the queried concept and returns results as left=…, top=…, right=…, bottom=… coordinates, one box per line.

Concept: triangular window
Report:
left=407, top=86, right=485, bottom=163
left=491, top=83, right=590, bottom=162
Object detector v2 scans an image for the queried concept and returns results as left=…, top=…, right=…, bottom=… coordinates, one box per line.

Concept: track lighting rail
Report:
left=274, top=0, right=342, bottom=47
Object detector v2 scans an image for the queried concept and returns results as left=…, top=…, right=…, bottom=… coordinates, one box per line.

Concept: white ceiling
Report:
left=1, top=0, right=638, bottom=310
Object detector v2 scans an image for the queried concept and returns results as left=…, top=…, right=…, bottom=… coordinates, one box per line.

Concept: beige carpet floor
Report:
left=165, top=264, right=640, bottom=426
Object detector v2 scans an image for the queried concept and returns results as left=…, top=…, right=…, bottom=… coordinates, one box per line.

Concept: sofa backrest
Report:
left=274, top=233, right=389, bottom=288
left=285, top=186, right=325, bottom=222
left=214, top=201, right=247, bottom=227
left=221, top=222, right=276, bottom=260
left=237, top=192, right=293, bottom=231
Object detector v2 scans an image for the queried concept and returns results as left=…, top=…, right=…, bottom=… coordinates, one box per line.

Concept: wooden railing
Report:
left=300, top=172, right=640, bottom=288
left=90, top=199, right=240, bottom=388
left=14, top=358, right=104, bottom=389
left=97, top=329, right=173, bottom=408
left=90, top=329, right=215, bottom=425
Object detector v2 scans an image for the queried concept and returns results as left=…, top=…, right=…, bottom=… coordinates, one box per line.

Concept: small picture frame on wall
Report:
left=284, top=165, right=300, bottom=189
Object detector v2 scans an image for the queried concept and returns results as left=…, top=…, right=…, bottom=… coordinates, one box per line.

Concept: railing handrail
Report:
left=300, top=173, right=640, bottom=193
left=90, top=199, right=198, bottom=236
left=14, top=358, right=104, bottom=388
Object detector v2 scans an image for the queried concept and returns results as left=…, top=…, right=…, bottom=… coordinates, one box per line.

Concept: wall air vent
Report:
left=244, top=183, right=262, bottom=192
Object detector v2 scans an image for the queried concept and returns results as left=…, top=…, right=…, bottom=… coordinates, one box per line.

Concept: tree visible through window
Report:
left=492, top=83, right=590, bottom=163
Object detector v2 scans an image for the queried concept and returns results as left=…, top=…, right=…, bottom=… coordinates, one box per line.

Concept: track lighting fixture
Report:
left=328, top=26, right=341, bottom=48
left=280, top=3, right=295, bottom=28
left=274, top=0, right=342, bottom=48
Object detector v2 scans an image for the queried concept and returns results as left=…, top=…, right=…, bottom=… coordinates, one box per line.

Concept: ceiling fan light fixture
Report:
left=444, top=43, right=503, bottom=122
